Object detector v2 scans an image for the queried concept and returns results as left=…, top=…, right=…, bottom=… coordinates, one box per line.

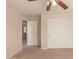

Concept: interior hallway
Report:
left=10, top=48, right=73, bottom=59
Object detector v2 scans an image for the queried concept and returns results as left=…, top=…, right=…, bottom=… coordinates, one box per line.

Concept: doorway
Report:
left=22, top=20, right=27, bottom=48
left=22, top=20, right=41, bottom=49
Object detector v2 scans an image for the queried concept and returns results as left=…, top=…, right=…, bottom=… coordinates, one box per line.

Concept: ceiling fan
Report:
left=46, top=0, right=68, bottom=11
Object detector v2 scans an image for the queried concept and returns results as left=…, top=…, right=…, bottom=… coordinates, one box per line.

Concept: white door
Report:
left=27, top=21, right=38, bottom=46
left=47, top=18, right=73, bottom=48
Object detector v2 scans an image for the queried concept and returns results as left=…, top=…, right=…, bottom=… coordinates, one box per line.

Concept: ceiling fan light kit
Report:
left=46, top=0, right=57, bottom=6
left=52, top=0, right=57, bottom=7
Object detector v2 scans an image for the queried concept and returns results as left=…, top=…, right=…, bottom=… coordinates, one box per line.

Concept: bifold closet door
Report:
left=47, top=18, right=73, bottom=48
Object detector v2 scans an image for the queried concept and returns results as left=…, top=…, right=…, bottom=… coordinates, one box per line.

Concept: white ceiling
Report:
left=7, top=0, right=73, bottom=16
left=7, top=0, right=43, bottom=16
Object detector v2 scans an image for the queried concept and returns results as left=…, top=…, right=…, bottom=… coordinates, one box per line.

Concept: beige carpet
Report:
left=11, top=48, right=73, bottom=59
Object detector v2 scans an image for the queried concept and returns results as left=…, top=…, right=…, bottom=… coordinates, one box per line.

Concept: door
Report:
left=27, top=21, right=38, bottom=47
left=47, top=18, right=73, bottom=48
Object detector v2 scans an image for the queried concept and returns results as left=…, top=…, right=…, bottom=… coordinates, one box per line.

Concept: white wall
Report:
left=27, top=21, right=38, bottom=46
left=47, top=18, right=73, bottom=48
left=6, top=4, right=23, bottom=59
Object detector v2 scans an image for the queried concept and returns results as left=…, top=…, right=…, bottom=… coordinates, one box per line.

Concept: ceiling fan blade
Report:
left=55, top=0, right=68, bottom=9
left=28, top=0, right=36, bottom=1
left=46, top=2, right=52, bottom=11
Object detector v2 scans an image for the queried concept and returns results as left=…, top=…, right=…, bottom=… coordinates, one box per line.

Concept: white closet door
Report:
left=47, top=18, right=73, bottom=48
left=27, top=21, right=38, bottom=46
